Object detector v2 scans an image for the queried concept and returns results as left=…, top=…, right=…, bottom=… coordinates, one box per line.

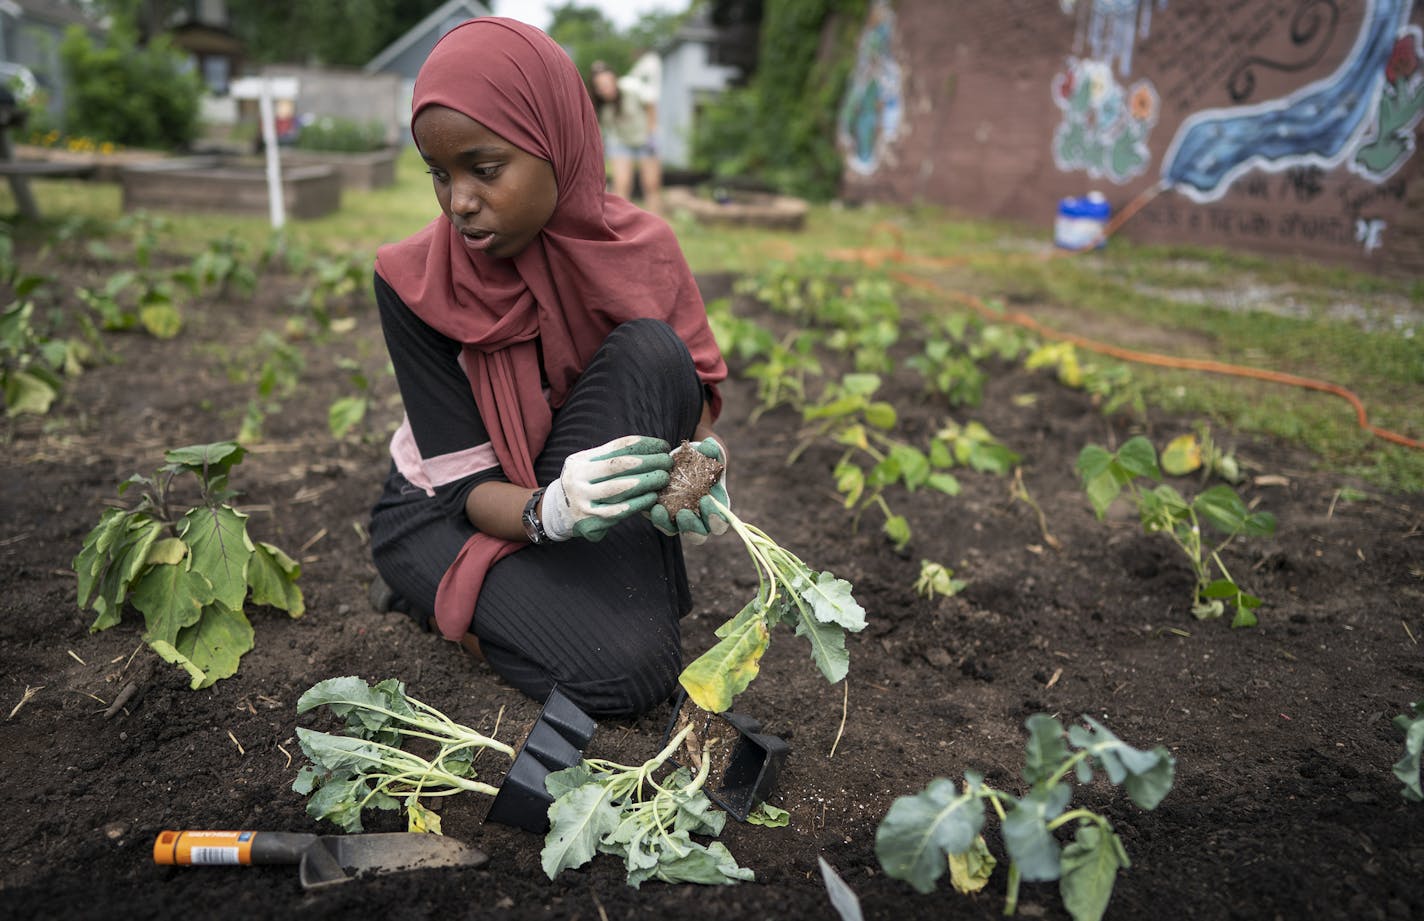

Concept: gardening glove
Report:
left=540, top=435, right=672, bottom=542
left=649, top=439, right=731, bottom=547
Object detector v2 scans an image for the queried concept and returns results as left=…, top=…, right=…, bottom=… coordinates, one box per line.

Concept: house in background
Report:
left=364, top=0, right=491, bottom=141
left=0, top=0, right=103, bottom=125
left=656, top=11, right=744, bottom=171
left=168, top=0, right=244, bottom=96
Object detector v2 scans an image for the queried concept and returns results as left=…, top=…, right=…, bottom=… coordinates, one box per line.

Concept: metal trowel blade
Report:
left=298, top=833, right=489, bottom=890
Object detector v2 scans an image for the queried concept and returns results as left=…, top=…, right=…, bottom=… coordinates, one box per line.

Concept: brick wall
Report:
left=838, top=0, right=1424, bottom=276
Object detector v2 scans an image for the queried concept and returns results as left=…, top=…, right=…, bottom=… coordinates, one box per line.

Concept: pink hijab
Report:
left=375, top=18, right=726, bottom=641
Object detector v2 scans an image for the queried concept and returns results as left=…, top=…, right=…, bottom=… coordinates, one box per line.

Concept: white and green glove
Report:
left=541, top=435, right=673, bottom=542
left=649, top=439, right=730, bottom=547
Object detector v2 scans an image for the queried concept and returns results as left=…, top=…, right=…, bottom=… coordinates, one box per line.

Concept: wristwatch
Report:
left=522, top=487, right=549, bottom=545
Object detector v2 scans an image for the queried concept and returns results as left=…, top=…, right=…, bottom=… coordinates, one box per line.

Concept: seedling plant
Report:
left=1395, top=699, right=1424, bottom=802
left=74, top=441, right=304, bottom=687
left=541, top=720, right=754, bottom=887
left=293, top=676, right=514, bottom=834
left=876, top=714, right=1176, bottom=921
left=661, top=441, right=868, bottom=714
left=1076, top=435, right=1276, bottom=627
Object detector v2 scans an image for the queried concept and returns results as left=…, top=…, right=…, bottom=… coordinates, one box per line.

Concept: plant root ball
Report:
left=657, top=440, right=724, bottom=517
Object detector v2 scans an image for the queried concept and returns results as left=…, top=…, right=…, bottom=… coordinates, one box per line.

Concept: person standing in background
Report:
left=592, top=53, right=663, bottom=214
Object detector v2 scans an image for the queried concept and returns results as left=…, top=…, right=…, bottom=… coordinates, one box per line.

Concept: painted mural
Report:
left=837, top=0, right=904, bottom=177
left=1052, top=0, right=1165, bottom=182
left=1162, top=0, right=1417, bottom=201
left=835, top=0, right=1423, bottom=274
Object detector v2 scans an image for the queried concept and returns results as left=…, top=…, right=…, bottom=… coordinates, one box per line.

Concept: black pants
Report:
left=369, top=319, right=706, bottom=717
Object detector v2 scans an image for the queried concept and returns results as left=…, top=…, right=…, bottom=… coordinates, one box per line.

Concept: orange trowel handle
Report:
left=153, top=830, right=318, bottom=867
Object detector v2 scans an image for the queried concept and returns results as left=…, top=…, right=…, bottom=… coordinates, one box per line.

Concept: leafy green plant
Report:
left=914, top=559, right=966, bottom=600
left=876, top=714, right=1176, bottom=921
left=743, top=330, right=824, bottom=420
left=678, top=495, right=867, bottom=714
left=290, top=252, right=373, bottom=332
left=292, top=676, right=513, bottom=834
left=795, top=373, right=959, bottom=550
left=74, top=441, right=303, bottom=687
left=1076, top=436, right=1276, bottom=627
left=1395, top=700, right=1424, bottom=802
left=295, top=116, right=387, bottom=153
left=932, top=419, right=1021, bottom=475
left=907, top=334, right=987, bottom=407
left=0, top=299, right=87, bottom=416
left=236, top=332, right=306, bottom=443
left=173, top=235, right=259, bottom=300
left=1026, top=341, right=1144, bottom=417
left=328, top=357, right=370, bottom=440
left=541, top=720, right=753, bottom=888
left=58, top=23, right=203, bottom=149
left=75, top=270, right=182, bottom=339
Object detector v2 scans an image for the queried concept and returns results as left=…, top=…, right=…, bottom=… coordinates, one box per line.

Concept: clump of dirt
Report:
left=657, top=440, right=724, bottom=516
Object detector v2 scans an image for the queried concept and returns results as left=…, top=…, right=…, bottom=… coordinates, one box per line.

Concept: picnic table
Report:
left=0, top=91, right=95, bottom=221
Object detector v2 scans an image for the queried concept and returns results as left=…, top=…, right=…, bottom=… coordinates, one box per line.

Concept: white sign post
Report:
left=229, top=76, right=300, bottom=231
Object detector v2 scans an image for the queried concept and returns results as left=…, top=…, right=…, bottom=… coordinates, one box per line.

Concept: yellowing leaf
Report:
left=406, top=797, right=443, bottom=835
left=679, top=613, right=770, bottom=713
left=1160, top=434, right=1203, bottom=476
left=248, top=541, right=305, bottom=617
left=948, top=835, right=998, bottom=894
left=145, top=537, right=189, bottom=567
left=139, top=301, right=182, bottom=339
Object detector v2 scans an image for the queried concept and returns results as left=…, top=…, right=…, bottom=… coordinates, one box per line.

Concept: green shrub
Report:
left=692, top=0, right=868, bottom=200
left=59, top=24, right=203, bottom=149
left=295, top=116, right=387, bottom=153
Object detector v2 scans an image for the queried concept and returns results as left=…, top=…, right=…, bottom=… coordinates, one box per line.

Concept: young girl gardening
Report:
left=367, top=18, right=730, bottom=718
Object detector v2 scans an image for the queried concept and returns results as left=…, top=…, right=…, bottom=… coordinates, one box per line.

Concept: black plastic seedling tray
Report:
left=663, top=691, right=789, bottom=822
left=485, top=687, right=597, bottom=833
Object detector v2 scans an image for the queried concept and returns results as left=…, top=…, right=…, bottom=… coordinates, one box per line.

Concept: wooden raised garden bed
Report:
left=119, top=157, right=341, bottom=219
left=280, top=147, right=398, bottom=191
left=665, top=186, right=809, bottom=231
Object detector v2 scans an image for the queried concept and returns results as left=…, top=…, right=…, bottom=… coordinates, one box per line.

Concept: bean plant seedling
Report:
left=292, top=676, right=514, bottom=834
left=1395, top=699, right=1424, bottom=802
left=1076, top=435, right=1276, bottom=627
left=663, top=442, right=868, bottom=714
left=876, top=714, right=1176, bottom=921
left=74, top=441, right=303, bottom=687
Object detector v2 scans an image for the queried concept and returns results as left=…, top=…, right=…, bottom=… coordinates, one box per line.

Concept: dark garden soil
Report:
left=1, top=255, right=1421, bottom=921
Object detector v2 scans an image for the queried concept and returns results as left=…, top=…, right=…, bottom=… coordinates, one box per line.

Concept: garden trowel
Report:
left=153, top=829, right=488, bottom=889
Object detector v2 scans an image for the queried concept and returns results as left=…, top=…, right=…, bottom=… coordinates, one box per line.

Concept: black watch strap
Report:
left=522, top=487, right=549, bottom=545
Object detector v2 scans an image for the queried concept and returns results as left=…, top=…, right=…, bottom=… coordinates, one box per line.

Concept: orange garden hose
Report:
left=808, top=182, right=1422, bottom=452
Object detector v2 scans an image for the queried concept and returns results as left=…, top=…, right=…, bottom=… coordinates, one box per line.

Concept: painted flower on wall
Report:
left=1129, top=84, right=1157, bottom=122
left=1386, top=34, right=1418, bottom=83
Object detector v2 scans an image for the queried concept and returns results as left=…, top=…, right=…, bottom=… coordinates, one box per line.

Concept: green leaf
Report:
left=864, top=401, right=897, bottom=429
left=544, top=763, right=594, bottom=800
left=799, top=571, right=866, bottom=631
left=328, top=396, right=368, bottom=439
left=159, top=603, right=254, bottom=688
left=947, top=834, right=997, bottom=895
left=883, top=514, right=911, bottom=550
left=3, top=369, right=58, bottom=415
left=164, top=441, right=245, bottom=479
left=888, top=444, right=930, bottom=488
left=248, top=541, right=305, bottom=616
left=926, top=472, right=961, bottom=495
left=795, top=609, right=851, bottom=685
left=1069, top=717, right=1176, bottom=810
left=541, top=782, right=620, bottom=879
left=626, top=837, right=753, bottom=888
left=680, top=611, right=771, bottom=713
left=132, top=561, right=215, bottom=645
left=1115, top=436, right=1160, bottom=480
left=818, top=857, right=865, bottom=921
left=1193, top=485, right=1249, bottom=535
left=1003, top=783, right=1071, bottom=881
left=297, top=676, right=417, bottom=737
left=74, top=507, right=131, bottom=610
left=85, top=516, right=163, bottom=631
left=1022, top=714, right=1070, bottom=786
left=1059, top=823, right=1127, bottom=921
left=746, top=802, right=790, bottom=827
left=178, top=504, right=255, bottom=612
left=1393, top=703, right=1424, bottom=802
left=295, top=726, right=388, bottom=775
left=874, top=775, right=985, bottom=894
left=834, top=461, right=865, bottom=507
